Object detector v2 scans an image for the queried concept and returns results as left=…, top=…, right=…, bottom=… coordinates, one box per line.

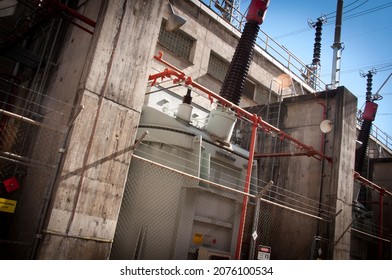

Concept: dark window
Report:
left=158, top=21, right=195, bottom=61
left=207, top=52, right=229, bottom=82
left=242, top=79, right=255, bottom=100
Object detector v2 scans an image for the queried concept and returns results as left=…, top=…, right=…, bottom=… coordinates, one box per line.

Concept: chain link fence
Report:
left=111, top=133, right=334, bottom=260
left=0, top=77, right=75, bottom=259
left=351, top=181, right=392, bottom=259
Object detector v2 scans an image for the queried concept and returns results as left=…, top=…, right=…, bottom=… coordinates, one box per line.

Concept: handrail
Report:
left=357, top=112, right=392, bottom=152
left=202, top=1, right=392, bottom=153
left=201, top=0, right=328, bottom=92
left=354, top=172, right=392, bottom=197
left=149, top=52, right=332, bottom=163
left=370, top=122, right=392, bottom=151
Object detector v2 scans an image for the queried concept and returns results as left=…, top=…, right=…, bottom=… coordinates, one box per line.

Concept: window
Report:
left=158, top=20, right=195, bottom=61
left=255, top=84, right=278, bottom=105
left=207, top=52, right=229, bottom=82
left=242, top=79, right=255, bottom=100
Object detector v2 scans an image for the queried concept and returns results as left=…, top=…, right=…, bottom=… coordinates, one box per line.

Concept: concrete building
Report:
left=0, top=0, right=390, bottom=259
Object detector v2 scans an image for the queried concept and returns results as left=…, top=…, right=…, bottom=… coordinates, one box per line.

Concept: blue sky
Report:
left=239, top=0, right=392, bottom=138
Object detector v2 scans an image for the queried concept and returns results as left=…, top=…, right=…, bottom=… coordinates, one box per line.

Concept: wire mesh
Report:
left=0, top=77, right=75, bottom=259
left=111, top=133, right=334, bottom=260
left=350, top=183, right=392, bottom=259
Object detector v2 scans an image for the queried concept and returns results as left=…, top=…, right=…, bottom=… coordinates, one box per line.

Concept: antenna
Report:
left=330, top=0, right=344, bottom=89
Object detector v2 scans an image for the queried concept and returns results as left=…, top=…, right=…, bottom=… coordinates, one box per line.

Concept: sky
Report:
left=238, top=0, right=392, bottom=139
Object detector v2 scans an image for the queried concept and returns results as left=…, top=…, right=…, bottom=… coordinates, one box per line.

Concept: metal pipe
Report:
left=150, top=54, right=332, bottom=162
left=64, top=18, right=94, bottom=34
left=30, top=104, right=84, bottom=259
left=0, top=109, right=65, bottom=133
left=50, top=0, right=96, bottom=28
left=0, top=151, right=56, bottom=169
left=249, top=180, right=273, bottom=259
left=330, top=0, right=344, bottom=88
left=235, top=117, right=258, bottom=259
left=351, top=228, right=391, bottom=243
left=254, top=152, right=313, bottom=158
left=354, top=172, right=392, bottom=197
left=357, top=200, right=391, bottom=205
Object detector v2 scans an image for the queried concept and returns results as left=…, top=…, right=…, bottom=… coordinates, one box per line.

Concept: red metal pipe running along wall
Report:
left=149, top=52, right=332, bottom=163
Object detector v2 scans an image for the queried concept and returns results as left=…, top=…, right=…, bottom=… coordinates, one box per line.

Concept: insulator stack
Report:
left=366, top=71, right=373, bottom=101
left=312, top=19, right=323, bottom=66
left=219, top=20, right=260, bottom=105
left=355, top=119, right=372, bottom=173
left=183, top=88, right=192, bottom=104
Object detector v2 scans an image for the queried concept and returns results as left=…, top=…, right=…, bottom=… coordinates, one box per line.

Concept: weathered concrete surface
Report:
left=36, top=0, right=167, bottom=259
left=150, top=0, right=314, bottom=112
left=3, top=0, right=102, bottom=260
left=329, top=87, right=357, bottom=259
left=370, top=158, right=392, bottom=253
left=271, top=87, right=357, bottom=259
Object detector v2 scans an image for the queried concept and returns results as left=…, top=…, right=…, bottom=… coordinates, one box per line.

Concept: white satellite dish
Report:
left=320, top=119, right=333, bottom=134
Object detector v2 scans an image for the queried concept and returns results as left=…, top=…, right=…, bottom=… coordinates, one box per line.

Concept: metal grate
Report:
left=110, top=135, right=335, bottom=260
left=255, top=85, right=278, bottom=105
left=350, top=182, right=392, bottom=259
left=242, top=79, right=255, bottom=100
left=207, top=51, right=229, bottom=82
left=0, top=77, right=75, bottom=259
left=158, top=20, right=195, bottom=61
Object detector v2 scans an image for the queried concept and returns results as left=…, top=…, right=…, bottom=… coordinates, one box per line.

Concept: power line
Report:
left=344, top=2, right=392, bottom=20
left=333, top=61, right=392, bottom=75
left=342, top=0, right=369, bottom=15
left=324, top=0, right=362, bottom=16
left=273, top=1, right=392, bottom=40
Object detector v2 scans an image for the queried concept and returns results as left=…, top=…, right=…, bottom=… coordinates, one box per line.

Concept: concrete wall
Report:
left=35, top=0, right=167, bottom=259
left=274, top=87, right=357, bottom=259
left=110, top=107, right=249, bottom=259
left=4, top=0, right=102, bottom=259
left=1, top=0, right=363, bottom=260
left=148, top=0, right=314, bottom=115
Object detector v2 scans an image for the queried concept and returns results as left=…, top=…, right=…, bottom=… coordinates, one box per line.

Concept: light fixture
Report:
left=320, top=119, right=333, bottom=134
left=166, top=3, right=187, bottom=31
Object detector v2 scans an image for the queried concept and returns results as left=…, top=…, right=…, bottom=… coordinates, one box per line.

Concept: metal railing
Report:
left=357, top=111, right=392, bottom=154
left=370, top=122, right=392, bottom=152
left=201, top=0, right=328, bottom=92
left=202, top=0, right=391, bottom=154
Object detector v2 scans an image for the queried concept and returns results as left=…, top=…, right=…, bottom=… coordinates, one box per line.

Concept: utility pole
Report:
left=330, top=0, right=344, bottom=89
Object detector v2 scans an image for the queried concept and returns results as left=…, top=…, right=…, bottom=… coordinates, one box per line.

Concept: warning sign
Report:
left=257, top=245, right=271, bottom=260
left=193, top=233, right=203, bottom=245
left=0, top=198, right=17, bottom=213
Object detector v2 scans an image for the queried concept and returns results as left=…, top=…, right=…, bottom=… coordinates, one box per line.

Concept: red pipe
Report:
left=50, top=0, right=96, bottom=28
left=354, top=172, right=392, bottom=197
left=354, top=172, right=390, bottom=259
left=317, top=100, right=327, bottom=153
left=64, top=18, right=94, bottom=34
left=150, top=53, right=332, bottom=162
left=254, top=152, right=314, bottom=158
left=153, top=52, right=184, bottom=74
left=235, top=117, right=258, bottom=259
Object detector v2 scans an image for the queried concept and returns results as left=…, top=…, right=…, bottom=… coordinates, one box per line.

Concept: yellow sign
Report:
left=193, top=233, right=203, bottom=245
left=0, top=198, right=17, bottom=213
